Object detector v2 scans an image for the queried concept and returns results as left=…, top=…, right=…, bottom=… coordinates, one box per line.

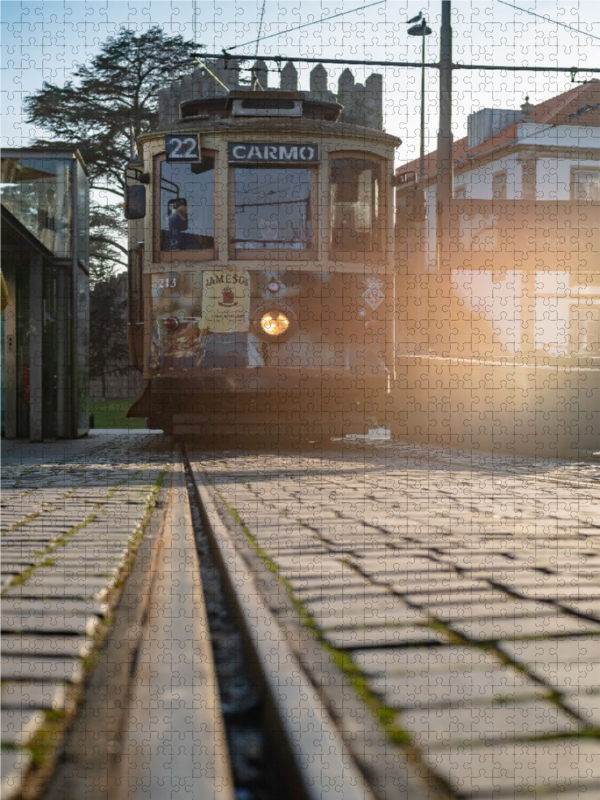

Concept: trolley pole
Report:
left=436, top=0, right=453, bottom=267
left=419, top=32, right=427, bottom=183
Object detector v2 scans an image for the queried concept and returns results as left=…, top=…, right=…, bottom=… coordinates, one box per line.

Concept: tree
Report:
left=24, top=26, right=201, bottom=394
left=24, top=26, right=199, bottom=199
left=89, top=267, right=130, bottom=400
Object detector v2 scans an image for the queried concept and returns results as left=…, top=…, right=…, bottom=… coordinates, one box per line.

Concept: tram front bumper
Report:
left=149, top=366, right=388, bottom=395
left=142, top=368, right=390, bottom=435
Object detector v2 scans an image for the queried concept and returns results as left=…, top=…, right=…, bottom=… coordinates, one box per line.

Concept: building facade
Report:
left=393, top=81, right=599, bottom=456
left=396, top=80, right=600, bottom=360
left=1, top=149, right=90, bottom=441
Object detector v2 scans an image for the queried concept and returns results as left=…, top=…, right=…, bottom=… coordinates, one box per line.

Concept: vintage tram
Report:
left=125, top=59, right=400, bottom=438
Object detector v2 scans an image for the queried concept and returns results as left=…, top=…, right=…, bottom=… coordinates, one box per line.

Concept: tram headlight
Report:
left=260, top=310, right=290, bottom=337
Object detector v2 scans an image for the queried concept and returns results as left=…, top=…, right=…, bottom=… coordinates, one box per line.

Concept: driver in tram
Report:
left=166, top=198, right=189, bottom=250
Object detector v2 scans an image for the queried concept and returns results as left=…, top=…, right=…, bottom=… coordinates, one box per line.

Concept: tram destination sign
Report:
left=228, top=143, right=319, bottom=164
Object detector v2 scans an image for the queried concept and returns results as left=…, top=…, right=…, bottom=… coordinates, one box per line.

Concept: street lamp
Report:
left=407, top=13, right=433, bottom=184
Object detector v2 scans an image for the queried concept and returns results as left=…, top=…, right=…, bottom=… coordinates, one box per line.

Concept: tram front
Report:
left=125, top=59, right=400, bottom=439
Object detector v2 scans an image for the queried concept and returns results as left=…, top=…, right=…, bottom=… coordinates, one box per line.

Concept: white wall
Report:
left=415, top=125, right=600, bottom=354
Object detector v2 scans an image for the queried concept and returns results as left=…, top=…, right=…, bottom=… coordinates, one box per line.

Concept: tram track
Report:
left=182, top=445, right=376, bottom=800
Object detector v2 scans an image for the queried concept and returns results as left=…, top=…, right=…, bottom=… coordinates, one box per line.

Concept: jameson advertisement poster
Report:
left=149, top=268, right=251, bottom=372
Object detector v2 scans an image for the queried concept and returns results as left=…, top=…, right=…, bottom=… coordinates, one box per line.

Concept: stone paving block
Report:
left=1, top=655, right=83, bottom=683
left=389, top=575, right=493, bottom=595
left=557, top=599, right=600, bottom=619
left=450, top=611, right=600, bottom=642
left=294, top=584, right=390, bottom=603
left=37, top=558, right=121, bottom=571
left=323, top=624, right=447, bottom=650
left=4, top=580, right=111, bottom=599
left=1, top=750, right=32, bottom=799
left=372, top=665, right=546, bottom=709
left=306, top=596, right=428, bottom=625
left=405, top=589, right=511, bottom=607
left=1, top=635, right=93, bottom=658
left=428, top=598, right=552, bottom=621
left=276, top=557, right=353, bottom=579
left=500, top=637, right=600, bottom=693
left=2, top=599, right=105, bottom=615
left=288, top=574, right=370, bottom=594
left=357, top=554, right=448, bottom=571
left=1, top=708, right=46, bottom=746
left=353, top=646, right=502, bottom=676
left=421, top=738, right=600, bottom=797
left=1, top=682, right=66, bottom=710
left=502, top=583, right=600, bottom=601
left=402, top=699, right=582, bottom=751
left=1, top=613, right=99, bottom=636
left=561, top=692, right=600, bottom=728
left=436, top=553, right=520, bottom=569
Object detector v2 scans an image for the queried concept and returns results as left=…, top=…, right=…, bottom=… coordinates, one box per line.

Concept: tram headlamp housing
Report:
left=252, top=304, right=295, bottom=342
left=260, top=311, right=290, bottom=337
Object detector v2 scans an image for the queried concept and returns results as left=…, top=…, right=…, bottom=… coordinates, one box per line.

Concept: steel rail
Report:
left=183, top=444, right=378, bottom=800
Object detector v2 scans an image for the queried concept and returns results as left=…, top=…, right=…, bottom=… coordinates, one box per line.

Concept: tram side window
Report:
left=330, top=158, right=383, bottom=257
left=232, top=166, right=312, bottom=255
left=160, top=158, right=215, bottom=253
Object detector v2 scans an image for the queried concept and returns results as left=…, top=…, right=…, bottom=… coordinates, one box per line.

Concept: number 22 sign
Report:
left=165, top=134, right=200, bottom=163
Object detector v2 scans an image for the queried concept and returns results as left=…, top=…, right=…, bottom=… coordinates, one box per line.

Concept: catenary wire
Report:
left=228, top=0, right=386, bottom=51
left=496, top=0, right=600, bottom=42
left=255, top=0, right=267, bottom=57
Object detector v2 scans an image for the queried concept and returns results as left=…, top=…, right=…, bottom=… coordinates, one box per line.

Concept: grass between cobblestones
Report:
left=198, top=462, right=600, bottom=800
left=200, top=471, right=421, bottom=749
left=1, top=453, right=169, bottom=797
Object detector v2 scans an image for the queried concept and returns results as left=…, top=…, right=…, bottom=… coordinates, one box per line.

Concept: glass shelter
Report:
left=1, top=149, right=90, bottom=440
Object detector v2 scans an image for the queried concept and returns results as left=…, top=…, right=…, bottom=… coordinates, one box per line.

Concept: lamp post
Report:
left=407, top=13, right=433, bottom=184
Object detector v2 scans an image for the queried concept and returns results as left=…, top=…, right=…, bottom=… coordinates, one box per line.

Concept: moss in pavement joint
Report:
left=199, top=465, right=418, bottom=752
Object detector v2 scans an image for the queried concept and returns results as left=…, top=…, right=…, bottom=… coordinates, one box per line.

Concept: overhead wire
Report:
left=228, top=0, right=386, bottom=51
left=496, top=0, right=600, bottom=42
left=252, top=0, right=268, bottom=90
left=255, top=0, right=267, bottom=57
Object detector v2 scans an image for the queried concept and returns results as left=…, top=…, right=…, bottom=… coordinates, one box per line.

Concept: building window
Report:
left=330, top=156, right=384, bottom=259
left=572, top=168, right=600, bottom=201
left=158, top=155, right=215, bottom=258
left=455, top=185, right=466, bottom=199
left=230, top=165, right=314, bottom=259
left=0, top=156, right=74, bottom=257
left=569, top=305, right=600, bottom=354
left=492, top=170, right=507, bottom=200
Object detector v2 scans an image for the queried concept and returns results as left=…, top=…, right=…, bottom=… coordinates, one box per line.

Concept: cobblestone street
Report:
left=2, top=432, right=600, bottom=799
left=189, top=439, right=600, bottom=799
left=1, top=434, right=168, bottom=797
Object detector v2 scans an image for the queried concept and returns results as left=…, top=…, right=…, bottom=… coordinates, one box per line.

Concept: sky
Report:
left=2, top=0, right=599, bottom=171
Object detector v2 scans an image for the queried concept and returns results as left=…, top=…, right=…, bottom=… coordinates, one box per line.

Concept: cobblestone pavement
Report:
left=1, top=433, right=168, bottom=798
left=191, top=439, right=600, bottom=799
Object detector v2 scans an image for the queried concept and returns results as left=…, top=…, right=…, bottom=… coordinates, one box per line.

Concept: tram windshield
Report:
left=330, top=158, right=382, bottom=257
left=160, top=158, right=215, bottom=252
left=233, top=166, right=312, bottom=252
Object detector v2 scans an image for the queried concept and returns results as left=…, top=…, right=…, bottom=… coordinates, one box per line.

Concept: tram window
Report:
left=330, top=158, right=383, bottom=257
left=159, top=157, right=215, bottom=254
left=232, top=166, right=313, bottom=256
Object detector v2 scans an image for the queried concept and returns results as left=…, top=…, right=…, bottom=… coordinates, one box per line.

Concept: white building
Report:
left=396, top=80, right=600, bottom=358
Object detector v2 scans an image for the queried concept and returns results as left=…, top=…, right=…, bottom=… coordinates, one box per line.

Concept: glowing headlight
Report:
left=260, top=311, right=290, bottom=337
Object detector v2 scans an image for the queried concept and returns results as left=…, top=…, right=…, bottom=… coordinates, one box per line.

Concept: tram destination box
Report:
left=228, top=143, right=319, bottom=163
